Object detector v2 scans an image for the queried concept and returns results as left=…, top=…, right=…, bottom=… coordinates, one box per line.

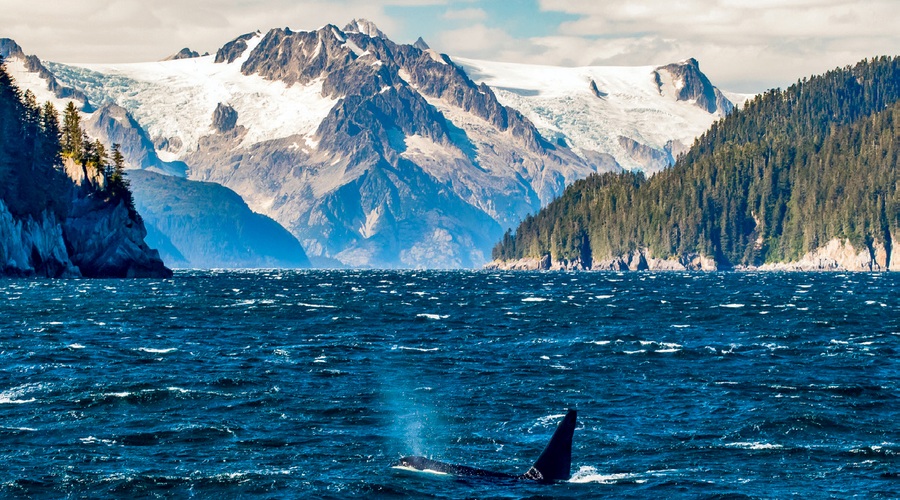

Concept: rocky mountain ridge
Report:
left=457, top=56, right=746, bottom=173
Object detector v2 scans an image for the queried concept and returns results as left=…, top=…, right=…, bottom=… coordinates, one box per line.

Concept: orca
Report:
left=395, top=409, right=577, bottom=482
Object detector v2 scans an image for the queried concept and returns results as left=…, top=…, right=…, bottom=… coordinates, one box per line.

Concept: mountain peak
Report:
left=214, top=31, right=261, bottom=64
left=342, top=19, right=386, bottom=39
left=0, top=38, right=25, bottom=60
left=413, top=37, right=430, bottom=51
left=164, top=48, right=201, bottom=61
left=654, top=58, right=732, bottom=115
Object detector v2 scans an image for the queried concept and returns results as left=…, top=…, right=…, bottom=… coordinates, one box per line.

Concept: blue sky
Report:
left=385, top=0, right=577, bottom=41
left=2, top=0, right=899, bottom=92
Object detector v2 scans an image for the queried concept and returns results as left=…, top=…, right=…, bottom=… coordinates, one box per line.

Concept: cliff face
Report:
left=653, top=58, right=734, bottom=115
left=486, top=250, right=717, bottom=272
left=0, top=198, right=78, bottom=277
left=487, top=238, right=898, bottom=273
left=755, top=238, right=895, bottom=272
left=0, top=159, right=171, bottom=278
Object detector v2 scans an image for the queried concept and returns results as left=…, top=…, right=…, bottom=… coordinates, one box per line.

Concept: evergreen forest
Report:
left=493, top=56, right=900, bottom=267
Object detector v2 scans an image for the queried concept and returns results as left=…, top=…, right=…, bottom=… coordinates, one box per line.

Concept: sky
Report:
left=1, top=0, right=899, bottom=92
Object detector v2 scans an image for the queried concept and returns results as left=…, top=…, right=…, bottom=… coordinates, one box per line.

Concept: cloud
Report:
left=0, top=0, right=419, bottom=62
left=442, top=8, right=487, bottom=21
left=437, top=24, right=532, bottom=62
left=1, top=0, right=897, bottom=91
left=530, top=0, right=900, bottom=91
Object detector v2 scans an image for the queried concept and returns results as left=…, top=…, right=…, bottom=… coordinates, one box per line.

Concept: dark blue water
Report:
left=1, top=271, right=898, bottom=498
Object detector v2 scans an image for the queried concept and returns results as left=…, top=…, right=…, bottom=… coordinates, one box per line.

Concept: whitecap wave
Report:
left=724, top=441, right=783, bottom=450
left=102, top=392, right=132, bottom=398
left=137, top=347, right=177, bottom=354
left=416, top=313, right=448, bottom=320
left=80, top=436, right=117, bottom=445
left=1, top=426, right=36, bottom=432
left=0, top=384, right=41, bottom=404
left=569, top=466, right=647, bottom=484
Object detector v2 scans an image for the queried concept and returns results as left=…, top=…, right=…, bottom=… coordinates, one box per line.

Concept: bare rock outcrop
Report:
left=756, top=238, right=893, bottom=271
left=487, top=249, right=717, bottom=272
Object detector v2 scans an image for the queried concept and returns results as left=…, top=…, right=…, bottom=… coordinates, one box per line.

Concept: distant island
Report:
left=489, top=56, right=900, bottom=272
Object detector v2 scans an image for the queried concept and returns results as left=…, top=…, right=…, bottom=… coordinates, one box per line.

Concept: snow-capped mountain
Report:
left=457, top=57, right=750, bottom=173
left=3, top=20, right=745, bottom=268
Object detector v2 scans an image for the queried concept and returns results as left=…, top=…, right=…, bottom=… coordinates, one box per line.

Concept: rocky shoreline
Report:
left=486, top=238, right=898, bottom=272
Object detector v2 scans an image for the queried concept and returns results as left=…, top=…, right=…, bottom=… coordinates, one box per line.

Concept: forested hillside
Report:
left=493, top=56, right=900, bottom=269
left=0, top=58, right=70, bottom=218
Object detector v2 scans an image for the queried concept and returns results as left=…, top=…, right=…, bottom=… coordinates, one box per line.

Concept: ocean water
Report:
left=1, top=270, right=898, bottom=498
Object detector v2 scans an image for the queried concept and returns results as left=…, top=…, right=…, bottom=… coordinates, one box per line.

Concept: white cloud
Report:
left=0, top=0, right=421, bottom=62
left=1, top=0, right=897, bottom=91
left=437, top=24, right=532, bottom=62
left=442, top=7, right=487, bottom=21
left=531, top=0, right=900, bottom=91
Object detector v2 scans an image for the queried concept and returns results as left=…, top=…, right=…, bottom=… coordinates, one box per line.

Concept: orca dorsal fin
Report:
left=523, top=409, right=577, bottom=481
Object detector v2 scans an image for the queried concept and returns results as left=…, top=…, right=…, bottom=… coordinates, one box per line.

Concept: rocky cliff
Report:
left=486, top=249, right=717, bottom=272
left=1, top=159, right=171, bottom=278
left=653, top=58, right=734, bottom=115
left=754, top=238, right=896, bottom=272
left=487, top=239, right=900, bottom=273
left=0, top=198, right=78, bottom=277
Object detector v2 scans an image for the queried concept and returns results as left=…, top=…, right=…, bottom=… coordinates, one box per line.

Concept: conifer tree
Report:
left=61, top=101, right=82, bottom=161
left=39, top=102, right=61, bottom=168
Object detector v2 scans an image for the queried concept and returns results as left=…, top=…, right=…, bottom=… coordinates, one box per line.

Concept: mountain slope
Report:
left=458, top=57, right=747, bottom=173
left=19, top=21, right=742, bottom=268
left=129, top=170, right=310, bottom=269
left=490, top=56, right=900, bottom=272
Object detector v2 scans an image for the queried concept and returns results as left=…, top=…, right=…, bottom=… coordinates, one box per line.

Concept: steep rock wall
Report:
left=0, top=159, right=171, bottom=278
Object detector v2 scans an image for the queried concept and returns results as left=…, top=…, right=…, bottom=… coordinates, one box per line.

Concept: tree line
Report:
left=493, top=56, right=900, bottom=267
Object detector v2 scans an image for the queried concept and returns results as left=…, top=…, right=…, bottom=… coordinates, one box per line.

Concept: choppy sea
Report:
left=1, top=270, right=898, bottom=498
